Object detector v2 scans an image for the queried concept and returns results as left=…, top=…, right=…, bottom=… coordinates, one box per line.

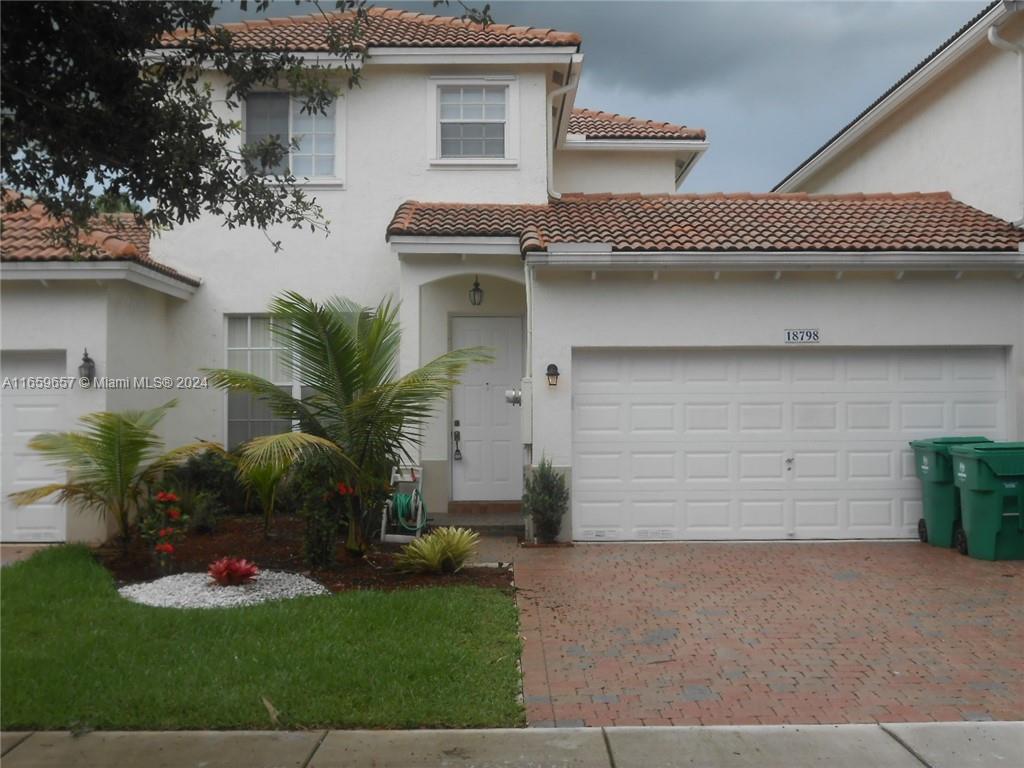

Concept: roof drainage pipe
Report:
left=546, top=54, right=583, bottom=200
left=988, top=1, right=1024, bottom=225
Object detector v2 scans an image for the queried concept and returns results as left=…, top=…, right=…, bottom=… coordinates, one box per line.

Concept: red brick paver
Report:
left=513, top=542, right=1024, bottom=727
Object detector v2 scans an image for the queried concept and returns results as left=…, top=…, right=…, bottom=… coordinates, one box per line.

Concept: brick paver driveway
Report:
left=514, top=542, right=1024, bottom=727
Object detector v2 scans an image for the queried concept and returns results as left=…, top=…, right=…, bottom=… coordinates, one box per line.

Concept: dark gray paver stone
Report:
left=1, top=730, right=324, bottom=768
left=309, top=728, right=609, bottom=768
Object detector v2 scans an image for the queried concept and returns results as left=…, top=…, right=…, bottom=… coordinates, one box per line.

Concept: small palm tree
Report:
left=206, top=292, right=490, bottom=555
left=8, top=400, right=213, bottom=547
left=237, top=460, right=288, bottom=537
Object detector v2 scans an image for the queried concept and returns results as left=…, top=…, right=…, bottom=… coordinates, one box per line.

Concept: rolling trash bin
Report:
left=948, top=442, right=1024, bottom=561
left=909, top=437, right=991, bottom=548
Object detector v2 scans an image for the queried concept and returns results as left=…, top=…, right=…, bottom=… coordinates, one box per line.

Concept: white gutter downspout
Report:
left=546, top=54, right=583, bottom=200
left=988, top=1, right=1024, bottom=225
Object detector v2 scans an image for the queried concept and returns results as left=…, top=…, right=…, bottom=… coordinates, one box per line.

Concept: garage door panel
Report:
left=572, top=348, right=1008, bottom=541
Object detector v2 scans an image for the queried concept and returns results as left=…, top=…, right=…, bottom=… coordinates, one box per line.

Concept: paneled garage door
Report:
left=572, top=348, right=1008, bottom=541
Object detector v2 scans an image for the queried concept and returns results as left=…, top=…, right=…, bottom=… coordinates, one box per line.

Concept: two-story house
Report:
left=2, top=6, right=1022, bottom=545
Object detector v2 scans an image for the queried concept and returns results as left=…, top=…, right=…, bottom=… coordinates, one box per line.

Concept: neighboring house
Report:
left=774, top=0, right=1024, bottom=225
left=2, top=6, right=1022, bottom=545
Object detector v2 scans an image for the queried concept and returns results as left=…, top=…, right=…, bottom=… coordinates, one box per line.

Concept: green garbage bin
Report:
left=949, top=442, right=1024, bottom=561
left=909, top=437, right=991, bottom=547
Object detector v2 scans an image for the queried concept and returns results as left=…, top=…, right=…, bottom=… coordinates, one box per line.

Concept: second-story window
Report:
left=439, top=85, right=507, bottom=158
left=245, top=93, right=337, bottom=178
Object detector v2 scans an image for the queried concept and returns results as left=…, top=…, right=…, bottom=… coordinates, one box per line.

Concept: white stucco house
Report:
left=2, top=4, right=1022, bottom=545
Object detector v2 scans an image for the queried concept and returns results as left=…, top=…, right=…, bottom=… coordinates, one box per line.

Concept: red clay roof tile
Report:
left=1, top=196, right=199, bottom=286
left=568, top=109, right=706, bottom=141
left=166, top=7, right=581, bottom=50
left=387, top=192, right=1022, bottom=254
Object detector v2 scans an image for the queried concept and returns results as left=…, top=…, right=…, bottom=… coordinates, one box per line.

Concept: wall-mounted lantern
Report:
left=545, top=363, right=560, bottom=387
left=78, top=348, right=96, bottom=386
left=468, top=275, right=484, bottom=306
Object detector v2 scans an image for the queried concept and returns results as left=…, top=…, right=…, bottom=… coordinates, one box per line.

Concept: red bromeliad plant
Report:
left=208, top=557, right=260, bottom=586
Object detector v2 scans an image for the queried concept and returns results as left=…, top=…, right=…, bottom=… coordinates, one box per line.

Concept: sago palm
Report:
left=205, top=291, right=491, bottom=554
left=8, top=400, right=213, bottom=546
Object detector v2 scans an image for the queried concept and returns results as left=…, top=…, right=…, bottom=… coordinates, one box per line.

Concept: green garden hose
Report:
left=393, top=491, right=426, bottom=532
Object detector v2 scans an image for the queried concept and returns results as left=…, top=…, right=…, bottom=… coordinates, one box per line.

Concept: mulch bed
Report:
left=95, top=515, right=513, bottom=594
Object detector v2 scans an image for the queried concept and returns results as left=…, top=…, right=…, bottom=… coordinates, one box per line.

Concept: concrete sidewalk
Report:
left=2, top=722, right=1021, bottom=767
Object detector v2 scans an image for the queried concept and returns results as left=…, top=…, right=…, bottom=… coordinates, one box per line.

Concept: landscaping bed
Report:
left=1, top=546, right=523, bottom=730
left=95, top=514, right=513, bottom=593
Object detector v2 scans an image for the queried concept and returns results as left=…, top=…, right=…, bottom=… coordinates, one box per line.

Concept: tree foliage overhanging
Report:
left=0, top=0, right=489, bottom=251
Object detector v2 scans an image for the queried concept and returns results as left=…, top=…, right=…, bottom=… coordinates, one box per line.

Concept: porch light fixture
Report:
left=468, top=275, right=484, bottom=306
left=78, top=348, right=96, bottom=385
left=545, top=363, right=560, bottom=387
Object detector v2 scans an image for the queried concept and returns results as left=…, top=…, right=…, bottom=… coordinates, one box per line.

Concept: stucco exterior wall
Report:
left=151, top=64, right=553, bottom=446
left=797, top=16, right=1024, bottom=223
left=1, top=282, right=113, bottom=543
left=553, top=150, right=678, bottom=194
left=528, top=271, right=1024, bottom=469
left=104, top=283, right=177, bottom=439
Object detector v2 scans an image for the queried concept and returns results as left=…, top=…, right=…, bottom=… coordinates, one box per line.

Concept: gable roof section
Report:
left=1, top=197, right=199, bottom=286
left=568, top=109, right=706, bottom=141
left=773, top=1, right=1006, bottom=191
left=168, top=7, right=580, bottom=51
left=388, top=192, right=1022, bottom=254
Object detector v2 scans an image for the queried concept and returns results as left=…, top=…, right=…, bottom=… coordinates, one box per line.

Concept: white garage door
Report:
left=572, top=348, right=1008, bottom=541
left=1, top=351, right=67, bottom=542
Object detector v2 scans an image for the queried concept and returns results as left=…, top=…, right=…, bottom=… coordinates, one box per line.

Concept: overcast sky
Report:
left=216, top=0, right=987, bottom=191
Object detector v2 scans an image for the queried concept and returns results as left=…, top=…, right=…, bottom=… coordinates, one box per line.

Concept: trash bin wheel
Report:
left=917, top=519, right=928, bottom=543
left=954, top=527, right=969, bottom=556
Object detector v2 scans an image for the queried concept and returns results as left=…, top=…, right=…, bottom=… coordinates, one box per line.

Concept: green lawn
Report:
left=1, top=546, right=523, bottom=730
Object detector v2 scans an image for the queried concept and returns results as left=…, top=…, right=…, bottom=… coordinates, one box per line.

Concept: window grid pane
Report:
left=225, top=316, right=294, bottom=449
left=245, top=93, right=289, bottom=175
left=291, top=98, right=336, bottom=178
left=438, top=85, right=507, bottom=159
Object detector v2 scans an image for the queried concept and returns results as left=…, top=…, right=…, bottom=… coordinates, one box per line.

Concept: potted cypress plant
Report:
left=522, top=457, right=570, bottom=545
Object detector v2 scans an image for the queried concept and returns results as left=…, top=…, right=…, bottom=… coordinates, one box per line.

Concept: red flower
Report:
left=337, top=482, right=354, bottom=496
left=208, top=557, right=260, bottom=586
left=155, top=491, right=179, bottom=503
left=158, top=527, right=174, bottom=538
left=154, top=542, right=175, bottom=555
left=167, top=508, right=182, bottom=521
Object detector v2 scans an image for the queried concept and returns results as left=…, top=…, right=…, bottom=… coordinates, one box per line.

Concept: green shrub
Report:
left=187, top=490, right=221, bottom=533
left=168, top=449, right=248, bottom=515
left=289, top=452, right=343, bottom=568
left=523, top=457, right=569, bottom=543
left=395, top=527, right=480, bottom=574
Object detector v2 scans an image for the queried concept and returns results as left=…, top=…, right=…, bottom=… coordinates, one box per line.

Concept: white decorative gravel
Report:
left=118, top=570, right=329, bottom=609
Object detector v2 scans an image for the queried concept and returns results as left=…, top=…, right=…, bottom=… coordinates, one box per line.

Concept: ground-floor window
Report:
left=224, top=315, right=299, bottom=449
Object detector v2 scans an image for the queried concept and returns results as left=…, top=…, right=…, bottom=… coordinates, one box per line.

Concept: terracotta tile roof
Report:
left=388, top=192, right=1022, bottom=254
left=1, top=196, right=199, bottom=286
left=167, top=7, right=580, bottom=51
left=773, top=1, right=1000, bottom=190
left=568, top=109, right=706, bottom=141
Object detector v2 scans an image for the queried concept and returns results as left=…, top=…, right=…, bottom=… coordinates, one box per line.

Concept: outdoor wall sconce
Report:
left=78, top=348, right=96, bottom=386
left=468, top=275, right=484, bottom=306
left=545, top=363, right=560, bottom=387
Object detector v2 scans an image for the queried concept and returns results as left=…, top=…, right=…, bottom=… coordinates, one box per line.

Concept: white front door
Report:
left=572, top=347, right=1008, bottom=541
left=451, top=316, right=524, bottom=501
left=1, top=351, right=68, bottom=542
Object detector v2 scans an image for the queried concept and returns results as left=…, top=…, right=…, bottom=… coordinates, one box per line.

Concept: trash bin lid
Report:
left=949, top=442, right=1024, bottom=477
left=909, top=436, right=991, bottom=449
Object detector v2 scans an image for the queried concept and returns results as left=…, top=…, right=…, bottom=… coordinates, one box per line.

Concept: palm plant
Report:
left=236, top=460, right=288, bottom=537
left=206, top=292, right=490, bottom=555
left=8, top=400, right=213, bottom=547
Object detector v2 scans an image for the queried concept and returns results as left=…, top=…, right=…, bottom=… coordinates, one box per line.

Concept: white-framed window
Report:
left=244, top=93, right=342, bottom=181
left=225, top=315, right=297, bottom=449
left=427, top=76, right=518, bottom=166
left=439, top=85, right=506, bottom=158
